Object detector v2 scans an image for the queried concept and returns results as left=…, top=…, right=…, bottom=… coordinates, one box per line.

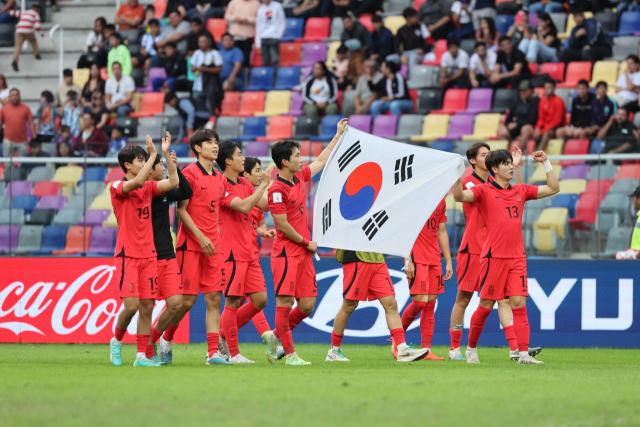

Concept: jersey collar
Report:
left=471, top=172, right=486, bottom=183
left=276, top=175, right=298, bottom=187
left=196, top=161, right=217, bottom=176
left=490, top=181, right=512, bottom=191
left=226, top=176, right=238, bottom=185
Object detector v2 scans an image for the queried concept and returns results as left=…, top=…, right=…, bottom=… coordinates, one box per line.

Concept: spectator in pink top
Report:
left=225, top=0, right=261, bottom=66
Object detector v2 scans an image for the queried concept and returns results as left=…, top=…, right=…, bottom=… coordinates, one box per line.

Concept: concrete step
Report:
left=49, top=1, right=119, bottom=27
left=0, top=53, right=78, bottom=76
left=8, top=75, right=61, bottom=100
left=0, top=28, right=94, bottom=55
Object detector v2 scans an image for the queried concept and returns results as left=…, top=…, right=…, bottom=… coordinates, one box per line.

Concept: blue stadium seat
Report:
left=243, top=67, right=275, bottom=91
left=12, top=195, right=39, bottom=214
left=232, top=117, right=267, bottom=141
left=549, top=194, right=579, bottom=218
left=282, top=18, right=304, bottom=42
left=309, top=115, right=346, bottom=141
left=79, top=167, right=108, bottom=183
left=590, top=139, right=605, bottom=154
left=496, top=15, right=514, bottom=36
left=610, top=11, right=640, bottom=36
left=32, top=225, right=67, bottom=254
left=430, top=141, right=454, bottom=152
left=274, top=67, right=301, bottom=90
left=171, top=144, right=190, bottom=158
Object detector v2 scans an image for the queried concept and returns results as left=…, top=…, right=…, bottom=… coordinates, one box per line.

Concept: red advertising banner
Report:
left=0, top=258, right=190, bottom=344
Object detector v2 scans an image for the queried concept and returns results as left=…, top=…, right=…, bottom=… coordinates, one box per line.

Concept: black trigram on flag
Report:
left=339, top=140, right=361, bottom=172
left=322, top=199, right=332, bottom=235
left=362, top=210, right=389, bottom=241
left=394, top=155, right=414, bottom=185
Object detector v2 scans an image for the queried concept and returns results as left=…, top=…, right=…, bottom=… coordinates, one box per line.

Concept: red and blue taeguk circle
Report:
left=339, top=162, right=383, bottom=220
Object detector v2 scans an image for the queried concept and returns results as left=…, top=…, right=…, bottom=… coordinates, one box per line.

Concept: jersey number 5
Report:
left=209, top=201, right=216, bottom=213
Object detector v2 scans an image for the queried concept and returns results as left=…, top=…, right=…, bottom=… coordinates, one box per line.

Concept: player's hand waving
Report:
left=261, top=165, right=274, bottom=186
left=443, top=263, right=453, bottom=281
left=145, top=134, right=157, bottom=156
left=405, top=260, right=415, bottom=280
left=532, top=150, right=548, bottom=163
left=512, top=146, right=522, bottom=167
left=336, top=118, right=348, bottom=136
left=198, top=234, right=215, bottom=256
left=161, top=131, right=171, bottom=154
left=170, top=150, right=178, bottom=166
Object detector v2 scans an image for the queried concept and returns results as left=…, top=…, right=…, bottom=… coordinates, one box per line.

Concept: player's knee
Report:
left=382, top=298, right=398, bottom=314
left=123, top=300, right=139, bottom=314
left=138, top=300, right=155, bottom=316
left=167, top=301, right=183, bottom=316
left=251, top=294, right=268, bottom=310
left=181, top=298, right=196, bottom=312
left=205, top=292, right=221, bottom=309
left=342, top=299, right=359, bottom=314
left=297, top=301, right=315, bottom=315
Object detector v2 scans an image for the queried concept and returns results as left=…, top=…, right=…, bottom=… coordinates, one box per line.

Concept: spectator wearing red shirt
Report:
left=73, top=112, right=109, bottom=157
left=534, top=79, right=566, bottom=151
left=0, top=88, right=36, bottom=157
left=115, top=0, right=145, bottom=43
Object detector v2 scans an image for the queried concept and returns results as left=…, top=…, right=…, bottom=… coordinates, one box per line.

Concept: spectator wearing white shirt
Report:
left=302, top=61, right=340, bottom=116
left=469, top=41, right=496, bottom=88
left=105, top=62, right=136, bottom=117
left=615, top=55, right=640, bottom=108
left=191, top=34, right=224, bottom=114
left=439, top=39, right=470, bottom=90
left=9, top=4, right=43, bottom=72
left=256, top=0, right=286, bottom=68
left=78, top=17, right=106, bottom=69
left=132, top=19, right=161, bottom=69
left=449, top=0, right=476, bottom=42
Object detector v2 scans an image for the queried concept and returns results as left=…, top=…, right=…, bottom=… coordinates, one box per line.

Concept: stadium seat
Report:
left=296, top=17, right=330, bottom=42
left=586, top=164, right=617, bottom=181
left=237, top=91, right=267, bottom=117
left=568, top=192, right=600, bottom=230
left=294, top=42, right=327, bottom=67
left=103, top=212, right=118, bottom=228
left=590, top=61, right=618, bottom=88
left=137, top=67, right=166, bottom=93
left=392, top=115, right=424, bottom=140
left=54, top=225, right=92, bottom=255
left=274, top=67, right=301, bottom=90
left=78, top=167, right=108, bottom=184
left=442, top=114, right=474, bottom=140
left=431, top=141, right=454, bottom=152
left=598, top=227, right=634, bottom=258
left=534, top=207, right=569, bottom=255
left=359, top=14, right=374, bottom=32
left=233, top=117, right=267, bottom=141
left=205, top=18, right=227, bottom=41
left=325, top=41, right=341, bottom=68
left=529, top=164, right=562, bottom=183
left=561, top=139, right=590, bottom=166
left=430, top=89, right=468, bottom=115
left=615, top=164, right=640, bottom=180
left=299, top=141, right=324, bottom=157
left=445, top=193, right=462, bottom=212
left=546, top=139, right=564, bottom=161
left=15, top=225, right=44, bottom=254
left=561, top=164, right=590, bottom=180
left=411, top=114, right=450, bottom=142
left=32, top=181, right=61, bottom=199
left=244, top=142, right=270, bottom=157
left=461, top=88, right=493, bottom=115
left=416, top=89, right=443, bottom=114
left=495, top=14, right=514, bottom=35
left=254, top=91, right=292, bottom=117
left=0, top=225, right=19, bottom=253
left=2, top=167, right=27, bottom=182
left=244, top=67, right=275, bottom=91
left=550, top=194, right=580, bottom=218
left=584, top=178, right=614, bottom=197
left=130, top=92, right=165, bottom=118
left=52, top=208, right=84, bottom=226
left=81, top=210, right=111, bottom=228
left=558, top=12, right=593, bottom=39
left=557, top=62, right=592, bottom=88
left=0, top=209, right=25, bottom=225
left=4, top=180, right=33, bottom=196
left=487, top=140, right=509, bottom=151
left=610, top=179, right=639, bottom=195
left=87, top=226, right=116, bottom=255
left=372, top=115, right=398, bottom=139
left=90, top=195, right=113, bottom=210
left=279, top=43, right=303, bottom=67
left=27, top=166, right=55, bottom=182
left=384, top=15, right=406, bottom=35
left=408, top=65, right=438, bottom=89
left=610, top=11, right=640, bottom=36
left=294, top=116, right=319, bottom=139
left=423, top=40, right=447, bottom=65
left=27, top=209, right=56, bottom=225
left=256, top=116, right=294, bottom=141
left=114, top=117, right=138, bottom=138
left=462, top=113, right=501, bottom=140
left=73, top=68, right=90, bottom=88
left=285, top=91, right=305, bottom=116
left=219, top=91, right=241, bottom=116
left=310, top=115, right=346, bottom=141
left=612, top=36, right=639, bottom=61
left=66, top=194, right=95, bottom=210
left=53, top=166, right=84, bottom=196
left=12, top=195, right=39, bottom=214
left=598, top=193, right=632, bottom=235
left=491, top=88, right=517, bottom=113
left=103, top=169, right=123, bottom=185
left=282, top=18, right=304, bottom=42
left=539, top=62, right=565, bottom=83
left=348, top=115, right=372, bottom=133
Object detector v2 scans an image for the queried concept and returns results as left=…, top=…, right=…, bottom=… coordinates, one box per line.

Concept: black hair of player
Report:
left=467, top=142, right=490, bottom=170
left=216, top=140, right=242, bottom=171
left=485, top=149, right=513, bottom=177
left=244, top=156, right=261, bottom=174
left=271, top=140, right=301, bottom=170
left=118, top=145, right=149, bottom=173
left=190, top=128, right=218, bottom=158
left=402, top=7, right=417, bottom=18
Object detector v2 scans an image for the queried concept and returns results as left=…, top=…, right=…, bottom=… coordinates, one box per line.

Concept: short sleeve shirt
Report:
left=440, top=50, right=470, bottom=73
left=116, top=4, right=145, bottom=30
left=469, top=50, right=497, bottom=75
left=470, top=182, right=539, bottom=259
left=0, top=103, right=33, bottom=142
left=160, top=20, right=191, bottom=54
left=219, top=176, right=257, bottom=262
left=250, top=206, right=264, bottom=259
left=450, top=0, right=476, bottom=25
left=219, top=46, right=245, bottom=81
left=111, top=179, right=161, bottom=258
left=105, top=75, right=135, bottom=106
left=192, top=48, right=223, bottom=92
left=615, top=72, right=640, bottom=102
left=459, top=172, right=493, bottom=255
left=411, top=199, right=447, bottom=265
left=267, top=166, right=311, bottom=258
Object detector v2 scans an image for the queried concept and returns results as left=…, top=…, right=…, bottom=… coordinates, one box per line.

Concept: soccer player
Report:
left=453, top=149, right=559, bottom=364
left=399, top=197, right=452, bottom=361
left=109, top=135, right=179, bottom=367
left=262, top=118, right=348, bottom=366
left=326, top=250, right=431, bottom=362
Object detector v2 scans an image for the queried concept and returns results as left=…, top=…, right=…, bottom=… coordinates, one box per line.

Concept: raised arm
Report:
left=453, top=178, right=475, bottom=203
left=121, top=135, right=158, bottom=193
left=512, top=146, right=524, bottom=184
left=228, top=166, right=274, bottom=214
left=437, top=222, right=453, bottom=280
left=309, top=118, right=348, bottom=177
left=157, top=132, right=180, bottom=194
left=532, top=151, right=560, bottom=199
left=272, top=213, right=317, bottom=254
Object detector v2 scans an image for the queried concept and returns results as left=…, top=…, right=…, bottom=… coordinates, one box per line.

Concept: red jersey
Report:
left=176, top=162, right=225, bottom=253
left=411, top=199, right=447, bottom=265
left=219, top=176, right=256, bottom=262
left=267, top=166, right=311, bottom=258
left=250, top=206, right=264, bottom=258
left=110, top=179, right=161, bottom=258
left=459, top=172, right=494, bottom=255
left=470, top=181, right=539, bottom=259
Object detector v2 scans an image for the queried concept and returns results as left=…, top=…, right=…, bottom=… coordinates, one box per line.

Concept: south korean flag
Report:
left=312, top=125, right=464, bottom=258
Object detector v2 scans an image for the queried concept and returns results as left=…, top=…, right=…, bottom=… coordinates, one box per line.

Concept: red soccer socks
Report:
left=163, top=324, right=179, bottom=342
left=331, top=332, right=344, bottom=348
left=512, top=307, right=530, bottom=352
left=503, top=324, right=518, bottom=351
left=468, top=305, right=492, bottom=348
left=450, top=328, right=462, bottom=350
left=221, top=307, right=239, bottom=357
left=275, top=306, right=295, bottom=355
left=401, top=300, right=426, bottom=331
left=420, top=301, right=436, bottom=349
left=114, top=326, right=126, bottom=342
left=206, top=332, right=219, bottom=358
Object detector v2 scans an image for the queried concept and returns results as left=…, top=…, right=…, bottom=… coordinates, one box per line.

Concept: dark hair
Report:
left=383, top=60, right=399, bottom=74
left=111, top=61, right=122, bottom=69
left=83, top=111, right=96, bottom=123
left=402, top=7, right=417, bottom=18
left=619, top=106, right=629, bottom=115
left=481, top=17, right=496, bottom=40
left=596, top=80, right=608, bottom=89
left=41, top=90, right=54, bottom=104
left=105, top=24, right=116, bottom=32
left=63, top=69, right=73, bottom=77
left=146, top=5, right=155, bottom=11
left=189, top=16, right=203, bottom=25
left=112, top=126, right=125, bottom=136
left=314, top=60, right=329, bottom=76
left=447, top=39, right=459, bottom=49
left=31, top=4, right=40, bottom=11
left=60, top=125, right=70, bottom=133
left=152, top=151, right=162, bottom=169
left=118, top=145, right=149, bottom=173
left=190, top=128, right=218, bottom=158
left=577, top=79, right=589, bottom=87
left=198, top=33, right=213, bottom=46
left=95, top=17, right=106, bottom=28
left=467, top=142, right=490, bottom=169
left=165, top=91, right=177, bottom=103
left=221, top=32, right=233, bottom=39
left=537, top=12, right=557, bottom=33
left=485, top=149, right=513, bottom=176
left=215, top=140, right=242, bottom=171
left=110, top=32, right=122, bottom=42
left=165, top=41, right=177, bottom=49
left=569, top=4, right=585, bottom=15
left=627, top=54, right=640, bottom=65
left=474, top=41, right=486, bottom=51
left=337, top=45, right=348, bottom=54
left=372, top=14, right=383, bottom=23
left=56, top=140, right=71, bottom=156
left=149, top=18, right=160, bottom=27
left=498, top=35, right=511, bottom=44
left=244, top=156, right=261, bottom=174
left=271, top=140, right=301, bottom=169
left=342, top=13, right=353, bottom=21
left=544, top=78, right=556, bottom=87
left=29, top=139, right=41, bottom=148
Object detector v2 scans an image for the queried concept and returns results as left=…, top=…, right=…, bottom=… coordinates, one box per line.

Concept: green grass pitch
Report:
left=1, top=343, right=639, bottom=427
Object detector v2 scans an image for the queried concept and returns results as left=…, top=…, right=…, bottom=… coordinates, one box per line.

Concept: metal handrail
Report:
left=48, top=24, right=64, bottom=85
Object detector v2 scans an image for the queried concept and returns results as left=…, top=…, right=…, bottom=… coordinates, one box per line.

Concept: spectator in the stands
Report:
left=166, top=92, right=196, bottom=142
left=107, top=32, right=132, bottom=78
left=591, top=81, right=617, bottom=133
left=53, top=125, right=75, bottom=146
left=615, top=55, right=640, bottom=108
left=186, top=16, right=213, bottom=56
left=191, top=33, right=224, bottom=114
left=302, top=61, right=339, bottom=116
left=144, top=4, right=157, bottom=26
left=368, top=60, right=413, bottom=120
left=528, top=0, right=565, bottom=14
left=495, top=0, right=522, bottom=16
left=56, top=69, right=82, bottom=108
left=89, top=91, right=111, bottom=137
left=34, top=91, right=58, bottom=142
left=61, top=91, right=83, bottom=138
left=78, top=17, right=107, bottom=69
left=105, top=62, right=135, bottom=117
left=219, top=33, right=245, bottom=91
left=342, top=39, right=366, bottom=89
left=505, top=9, right=535, bottom=49
left=395, top=7, right=431, bottom=69
left=333, top=45, right=350, bottom=84
left=0, top=74, right=9, bottom=116
left=341, top=13, right=370, bottom=56
left=256, top=0, right=286, bottom=68
left=597, top=106, right=639, bottom=155
left=55, top=140, right=77, bottom=168
left=343, top=59, right=382, bottom=116
left=0, top=88, right=36, bottom=157
left=132, top=18, right=162, bottom=68
left=282, top=0, right=321, bottom=19
left=115, top=0, right=145, bottom=43
left=23, top=140, right=51, bottom=171
left=154, top=9, right=191, bottom=62
left=81, top=63, right=106, bottom=109
left=168, top=0, right=200, bottom=19
left=472, top=0, right=496, bottom=32
left=559, top=6, right=612, bottom=63
left=469, top=41, right=497, bottom=88
left=518, top=12, right=559, bottom=63
left=0, top=0, right=15, bottom=23
left=95, top=24, right=116, bottom=68
left=369, top=15, right=394, bottom=64
left=73, top=112, right=109, bottom=157
left=152, top=42, right=188, bottom=91
left=8, top=3, right=43, bottom=73
left=497, top=79, right=539, bottom=149
left=439, top=39, right=470, bottom=90
left=193, top=0, right=228, bottom=20
left=449, top=0, right=475, bottom=41
left=616, top=1, right=640, bottom=27
left=557, top=79, right=596, bottom=140
left=534, top=79, right=566, bottom=151
left=225, top=0, right=261, bottom=66
left=475, top=17, right=499, bottom=50
left=322, top=0, right=382, bottom=17
left=418, top=0, right=455, bottom=41
left=107, top=127, right=128, bottom=158
left=490, top=35, right=531, bottom=88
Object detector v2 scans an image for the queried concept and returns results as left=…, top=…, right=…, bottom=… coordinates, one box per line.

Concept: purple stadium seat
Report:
left=37, top=195, right=67, bottom=211
left=349, top=115, right=372, bottom=133
left=301, top=65, right=313, bottom=81
left=372, top=115, right=398, bottom=139
left=284, top=92, right=305, bottom=116
left=561, top=164, right=591, bottom=180
left=440, top=114, right=474, bottom=140
left=529, top=13, right=538, bottom=27
left=138, top=67, right=167, bottom=93
left=4, top=181, right=33, bottom=196
left=244, top=142, right=270, bottom=157
left=79, top=209, right=111, bottom=227
left=0, top=225, right=20, bottom=253
left=460, top=88, right=493, bottom=115
left=400, top=64, right=408, bottom=79
left=294, top=42, right=327, bottom=67
left=87, top=226, right=116, bottom=254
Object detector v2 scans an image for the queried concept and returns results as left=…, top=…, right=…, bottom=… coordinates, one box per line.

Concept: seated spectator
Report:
left=153, top=9, right=192, bottom=64
left=497, top=79, right=539, bottom=149
left=475, top=17, right=499, bottom=50
left=368, top=60, right=413, bottom=120
left=186, top=16, right=213, bottom=56
left=61, top=91, right=83, bottom=138
left=472, top=0, right=497, bottom=32
left=439, top=39, right=470, bottom=90
left=322, top=0, right=383, bottom=17
left=559, top=6, right=612, bottom=63
left=219, top=33, right=245, bottom=91
left=23, top=140, right=51, bottom=171
left=56, top=69, right=82, bottom=108
left=615, top=55, right=640, bottom=108
left=518, top=12, right=559, bottom=63
left=144, top=4, right=156, bottom=26
left=95, top=24, right=116, bottom=69
left=152, top=42, right=188, bottom=91
left=78, top=17, right=106, bottom=69
left=341, top=13, right=370, bottom=57
left=0, top=0, right=16, bottom=23
left=115, top=0, right=145, bottom=43
left=344, top=59, right=382, bottom=116
left=225, top=0, right=261, bottom=66
left=369, top=15, right=394, bottom=64
left=490, top=36, right=531, bottom=88
left=34, top=91, right=58, bottom=142
left=73, top=112, right=109, bottom=157
left=529, top=0, right=565, bottom=14
left=191, top=34, right=224, bottom=114
left=81, top=63, right=106, bottom=109
left=469, top=41, right=497, bottom=88
left=338, top=39, right=366, bottom=90
left=333, top=45, right=350, bottom=84
left=396, top=7, right=431, bottom=69
left=596, top=107, right=639, bottom=156
left=107, top=32, right=133, bottom=78
left=302, top=61, right=339, bottom=116
left=166, top=92, right=197, bottom=142
left=256, top=0, right=286, bottom=68
left=105, top=62, right=135, bottom=117
left=53, top=125, right=75, bottom=146
left=534, top=79, right=566, bottom=150
left=557, top=79, right=596, bottom=140
left=132, top=18, right=162, bottom=68
left=506, top=9, right=534, bottom=49
left=449, top=0, right=475, bottom=41
left=90, top=91, right=112, bottom=136
left=55, top=140, right=77, bottom=169
left=168, top=0, right=200, bottom=19
left=107, top=127, right=128, bottom=158
left=282, top=0, right=321, bottom=19
left=419, top=0, right=455, bottom=40
left=590, top=81, right=617, bottom=134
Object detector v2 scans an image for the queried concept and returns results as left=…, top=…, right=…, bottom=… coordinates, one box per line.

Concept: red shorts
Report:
left=271, top=254, right=317, bottom=298
left=409, top=263, right=444, bottom=295
left=116, top=256, right=157, bottom=300
left=223, top=258, right=267, bottom=297
left=177, top=250, right=224, bottom=295
left=156, top=258, right=182, bottom=301
left=478, top=257, right=529, bottom=300
left=456, top=252, right=482, bottom=292
left=342, top=261, right=395, bottom=301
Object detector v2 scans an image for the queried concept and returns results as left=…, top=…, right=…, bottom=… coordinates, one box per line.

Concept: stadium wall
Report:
left=1, top=258, right=638, bottom=348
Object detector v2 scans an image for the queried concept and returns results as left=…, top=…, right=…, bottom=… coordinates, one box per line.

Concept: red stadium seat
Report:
left=206, top=18, right=227, bottom=42
left=238, top=91, right=266, bottom=116
left=509, top=139, right=537, bottom=155
left=528, top=63, right=539, bottom=75
left=250, top=46, right=263, bottom=67
left=414, top=0, right=427, bottom=9
left=423, top=39, right=447, bottom=65
left=100, top=67, right=109, bottom=81
left=279, top=43, right=303, bottom=67
left=430, top=89, right=468, bottom=114
left=219, top=91, right=241, bottom=116
left=615, top=164, right=640, bottom=180
left=568, top=193, right=600, bottom=230
left=53, top=226, right=92, bottom=255
left=256, top=116, right=294, bottom=141
left=105, top=167, right=124, bottom=183
left=561, top=139, right=590, bottom=166
left=129, top=92, right=165, bottom=118
left=584, top=179, right=614, bottom=197
left=359, top=15, right=374, bottom=32
left=295, top=17, right=331, bottom=42
left=32, top=181, right=62, bottom=199
left=300, top=141, right=324, bottom=157
left=557, top=62, right=592, bottom=88
left=539, top=62, right=565, bottom=82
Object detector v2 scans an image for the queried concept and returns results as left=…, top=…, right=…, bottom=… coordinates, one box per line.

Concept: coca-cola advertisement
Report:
left=0, top=258, right=190, bottom=344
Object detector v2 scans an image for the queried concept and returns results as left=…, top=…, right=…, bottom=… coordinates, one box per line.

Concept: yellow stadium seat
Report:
left=529, top=164, right=562, bottom=183
left=487, top=140, right=509, bottom=151
left=103, top=212, right=118, bottom=228
left=558, top=12, right=593, bottom=40
left=546, top=138, right=564, bottom=163
left=90, top=194, right=114, bottom=211
left=461, top=113, right=502, bottom=141
left=133, top=92, right=142, bottom=113
left=590, top=61, right=619, bottom=88
left=53, top=166, right=83, bottom=196
left=102, top=182, right=112, bottom=196
left=384, top=16, right=406, bottom=35
left=325, top=41, right=342, bottom=68
left=171, top=231, right=176, bottom=250
left=73, top=68, right=90, bottom=88
left=558, top=178, right=587, bottom=194
left=254, top=91, right=292, bottom=117
left=533, top=207, right=569, bottom=253
left=445, top=193, right=462, bottom=212
left=411, top=114, right=450, bottom=142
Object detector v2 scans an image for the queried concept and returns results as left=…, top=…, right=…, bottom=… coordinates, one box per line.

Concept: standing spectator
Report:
left=472, top=0, right=495, bottom=32
left=395, top=7, right=431, bottom=69
left=55, top=141, right=78, bottom=169
left=302, top=61, right=339, bottom=116
left=132, top=18, right=162, bottom=68
left=186, top=16, right=213, bottom=56
left=368, top=60, right=413, bottom=120
left=105, top=62, right=136, bottom=117
left=34, top=91, right=58, bottom=142
left=152, top=42, right=188, bottom=91
left=73, top=112, right=109, bottom=157
left=597, top=107, right=639, bottom=155
left=418, top=0, right=455, bottom=41
left=96, top=24, right=116, bottom=69
left=590, top=81, right=617, bottom=135
left=81, top=63, right=106, bottom=109
left=449, top=0, right=475, bottom=42
left=165, top=92, right=196, bottom=142
left=219, top=33, right=245, bottom=91
left=282, top=0, right=321, bottom=19
left=518, top=12, right=559, bottom=63
left=225, top=0, right=261, bottom=66
left=496, top=79, right=539, bottom=149
left=9, top=3, right=43, bottom=72
left=343, top=59, right=382, bottom=116
left=0, top=0, right=15, bottom=23
left=154, top=9, right=192, bottom=62
left=557, top=79, right=596, bottom=140
left=0, top=88, right=36, bottom=157
left=439, top=39, right=470, bottom=89
left=341, top=13, right=370, bottom=56
left=56, top=69, right=82, bottom=108
left=106, top=127, right=128, bottom=158
left=61, top=92, right=83, bottom=138
left=534, top=79, right=565, bottom=150
left=490, top=36, right=531, bottom=88
left=107, top=32, right=133, bottom=78
left=369, top=15, right=394, bottom=64
left=89, top=91, right=112, bottom=136
left=191, top=34, right=224, bottom=114
left=256, top=0, right=286, bottom=68
left=115, top=0, right=145, bottom=43
left=475, top=17, right=499, bottom=50
left=469, top=41, right=497, bottom=88
left=615, top=55, right=640, bottom=108
left=559, top=7, right=612, bottom=63
left=22, top=140, right=51, bottom=171
left=528, top=0, right=565, bottom=14
left=505, top=9, right=535, bottom=48
left=78, top=17, right=106, bottom=69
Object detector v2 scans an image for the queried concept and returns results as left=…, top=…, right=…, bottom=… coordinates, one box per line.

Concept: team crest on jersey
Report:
left=129, top=283, right=134, bottom=293
left=421, top=281, right=427, bottom=291
left=515, top=192, right=521, bottom=202
left=184, top=279, right=190, bottom=290
left=273, top=193, right=282, bottom=203
left=488, top=285, right=494, bottom=296
left=289, top=281, right=295, bottom=292
left=468, top=279, right=474, bottom=290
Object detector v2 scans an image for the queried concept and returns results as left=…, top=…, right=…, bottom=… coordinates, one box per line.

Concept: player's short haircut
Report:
left=244, top=156, right=261, bottom=174
left=371, top=14, right=383, bottom=23
left=190, top=128, right=218, bottom=158
left=149, top=18, right=160, bottom=27
left=271, top=140, right=301, bottom=170
left=118, top=145, right=149, bottom=173
left=485, top=149, right=513, bottom=177
left=402, top=7, right=417, bottom=18
left=577, top=79, right=589, bottom=87
left=596, top=80, right=608, bottom=90
left=216, top=140, right=242, bottom=171
left=467, top=142, right=490, bottom=169
left=63, top=69, right=73, bottom=77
